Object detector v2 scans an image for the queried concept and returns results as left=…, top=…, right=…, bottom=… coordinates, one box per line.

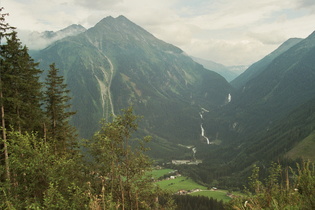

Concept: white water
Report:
left=200, top=123, right=210, bottom=144
left=227, top=93, right=232, bottom=103
left=201, top=107, right=209, bottom=113
left=192, top=147, right=197, bottom=159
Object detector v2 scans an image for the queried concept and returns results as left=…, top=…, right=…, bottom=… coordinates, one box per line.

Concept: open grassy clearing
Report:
left=156, top=176, right=207, bottom=192
left=150, top=168, right=244, bottom=202
left=150, top=168, right=175, bottom=179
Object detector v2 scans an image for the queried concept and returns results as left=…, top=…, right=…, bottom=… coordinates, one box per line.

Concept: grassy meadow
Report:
left=151, top=168, right=235, bottom=202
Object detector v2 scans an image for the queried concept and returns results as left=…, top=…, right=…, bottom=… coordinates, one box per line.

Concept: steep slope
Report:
left=230, top=38, right=302, bottom=89
left=191, top=57, right=239, bottom=82
left=232, top=95, right=315, bottom=168
left=35, top=16, right=231, bottom=156
left=188, top=33, right=315, bottom=186
left=216, top=32, right=315, bottom=137
left=196, top=31, right=315, bottom=172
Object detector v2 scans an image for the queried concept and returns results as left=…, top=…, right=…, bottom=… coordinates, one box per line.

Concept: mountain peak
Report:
left=61, top=24, right=86, bottom=32
left=116, top=15, right=129, bottom=21
left=98, top=15, right=132, bottom=25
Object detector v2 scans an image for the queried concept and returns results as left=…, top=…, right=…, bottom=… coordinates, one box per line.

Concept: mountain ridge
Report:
left=34, top=15, right=231, bottom=157
left=230, top=37, right=303, bottom=89
left=191, top=56, right=241, bottom=82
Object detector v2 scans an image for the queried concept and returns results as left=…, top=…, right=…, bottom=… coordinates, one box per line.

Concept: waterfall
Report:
left=200, top=123, right=210, bottom=144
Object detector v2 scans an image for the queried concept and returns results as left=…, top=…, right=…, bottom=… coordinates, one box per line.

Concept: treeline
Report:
left=172, top=195, right=225, bottom=210
left=0, top=9, right=174, bottom=209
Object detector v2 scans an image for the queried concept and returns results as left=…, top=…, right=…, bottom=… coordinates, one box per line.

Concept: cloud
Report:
left=75, top=0, right=123, bottom=10
left=4, top=0, right=315, bottom=66
left=295, top=0, right=315, bottom=13
left=184, top=38, right=275, bottom=66
left=296, top=0, right=315, bottom=8
left=247, top=31, right=287, bottom=45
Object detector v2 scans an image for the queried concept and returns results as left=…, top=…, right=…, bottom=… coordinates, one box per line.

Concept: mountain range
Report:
left=198, top=30, right=315, bottom=176
left=24, top=24, right=86, bottom=50
left=33, top=16, right=232, bottom=158
left=30, top=15, right=315, bottom=179
left=191, top=56, right=247, bottom=82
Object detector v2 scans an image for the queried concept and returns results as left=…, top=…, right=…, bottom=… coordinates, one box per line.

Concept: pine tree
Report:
left=44, top=63, right=76, bottom=153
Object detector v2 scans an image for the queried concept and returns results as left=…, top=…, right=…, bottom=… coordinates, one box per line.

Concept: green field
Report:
left=150, top=168, right=175, bottom=179
left=157, top=176, right=207, bottom=192
left=151, top=169, right=238, bottom=202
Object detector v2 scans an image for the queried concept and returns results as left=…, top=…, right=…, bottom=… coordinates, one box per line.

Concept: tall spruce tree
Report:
left=1, top=32, right=43, bottom=133
left=1, top=8, right=43, bottom=184
left=44, top=63, right=76, bottom=153
left=0, top=7, right=15, bottom=183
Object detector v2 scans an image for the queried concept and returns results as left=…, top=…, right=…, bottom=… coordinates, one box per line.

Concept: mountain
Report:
left=41, top=24, right=86, bottom=39
left=214, top=33, right=314, bottom=137
left=191, top=57, right=240, bottom=82
left=24, top=24, right=87, bottom=50
left=34, top=15, right=232, bottom=157
left=226, top=65, right=248, bottom=75
left=184, top=32, right=315, bottom=186
left=230, top=38, right=302, bottom=89
left=201, top=31, right=315, bottom=164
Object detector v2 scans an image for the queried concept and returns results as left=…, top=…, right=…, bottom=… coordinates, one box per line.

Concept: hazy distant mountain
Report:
left=191, top=57, right=243, bottom=82
left=230, top=38, right=303, bottom=89
left=226, top=65, right=248, bottom=75
left=34, top=15, right=231, bottom=157
left=24, top=24, right=86, bottom=50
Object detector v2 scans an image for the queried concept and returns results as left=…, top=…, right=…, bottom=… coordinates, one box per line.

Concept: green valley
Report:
left=2, top=5, right=315, bottom=209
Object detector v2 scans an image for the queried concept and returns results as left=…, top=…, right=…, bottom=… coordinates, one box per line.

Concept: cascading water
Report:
left=199, top=108, right=211, bottom=145
left=192, top=147, right=197, bottom=159
left=200, top=123, right=210, bottom=144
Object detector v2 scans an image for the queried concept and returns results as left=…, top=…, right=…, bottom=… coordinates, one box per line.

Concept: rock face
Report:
left=34, top=15, right=231, bottom=154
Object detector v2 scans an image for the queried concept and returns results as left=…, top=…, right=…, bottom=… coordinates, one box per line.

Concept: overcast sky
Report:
left=2, top=0, right=315, bottom=66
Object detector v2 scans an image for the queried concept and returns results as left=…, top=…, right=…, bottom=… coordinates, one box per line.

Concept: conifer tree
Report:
left=44, top=63, right=76, bottom=153
left=0, top=7, right=15, bottom=183
left=1, top=32, right=43, bottom=133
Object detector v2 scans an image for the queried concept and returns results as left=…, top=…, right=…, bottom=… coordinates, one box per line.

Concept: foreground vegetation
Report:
left=228, top=162, right=315, bottom=209
left=0, top=10, right=174, bottom=209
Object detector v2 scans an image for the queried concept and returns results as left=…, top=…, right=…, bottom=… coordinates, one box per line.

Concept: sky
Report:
left=2, top=0, right=315, bottom=66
